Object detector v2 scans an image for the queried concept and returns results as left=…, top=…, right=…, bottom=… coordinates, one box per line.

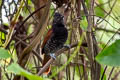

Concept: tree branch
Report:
left=37, top=42, right=79, bottom=75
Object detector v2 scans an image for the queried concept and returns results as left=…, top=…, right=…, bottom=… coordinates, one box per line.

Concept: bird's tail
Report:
left=42, top=54, right=51, bottom=74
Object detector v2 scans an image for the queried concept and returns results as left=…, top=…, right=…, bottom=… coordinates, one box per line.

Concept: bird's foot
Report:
left=50, top=53, right=56, bottom=60
left=64, top=44, right=71, bottom=49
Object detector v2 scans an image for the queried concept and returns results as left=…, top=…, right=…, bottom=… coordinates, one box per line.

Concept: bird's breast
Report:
left=43, top=27, right=68, bottom=54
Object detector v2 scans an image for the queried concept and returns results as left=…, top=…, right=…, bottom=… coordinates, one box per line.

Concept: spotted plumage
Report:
left=41, top=12, right=68, bottom=74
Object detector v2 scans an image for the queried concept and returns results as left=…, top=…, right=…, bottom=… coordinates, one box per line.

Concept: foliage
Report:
left=96, top=40, right=120, bottom=66
left=0, top=48, right=11, bottom=59
left=0, top=0, right=120, bottom=80
left=7, top=63, right=50, bottom=80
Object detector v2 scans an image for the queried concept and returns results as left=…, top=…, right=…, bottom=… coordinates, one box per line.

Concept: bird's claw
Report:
left=50, top=53, right=56, bottom=60
left=64, top=44, right=71, bottom=49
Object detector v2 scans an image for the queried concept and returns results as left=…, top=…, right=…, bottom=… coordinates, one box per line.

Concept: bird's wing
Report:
left=41, top=29, right=53, bottom=74
left=41, top=29, right=53, bottom=52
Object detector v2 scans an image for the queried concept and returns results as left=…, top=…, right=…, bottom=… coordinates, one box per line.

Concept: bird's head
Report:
left=53, top=12, right=64, bottom=25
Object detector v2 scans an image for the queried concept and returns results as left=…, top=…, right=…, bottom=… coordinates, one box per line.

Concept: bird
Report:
left=41, top=12, right=68, bottom=74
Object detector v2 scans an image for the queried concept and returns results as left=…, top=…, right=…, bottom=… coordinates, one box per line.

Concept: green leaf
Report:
left=95, top=7, right=105, bottom=18
left=28, top=0, right=33, bottom=5
left=21, top=72, right=43, bottom=80
left=80, top=17, right=88, bottom=30
left=95, top=0, right=105, bottom=17
left=7, top=63, right=50, bottom=80
left=0, top=48, right=11, bottom=59
left=7, top=63, right=24, bottom=74
left=96, top=40, right=120, bottom=66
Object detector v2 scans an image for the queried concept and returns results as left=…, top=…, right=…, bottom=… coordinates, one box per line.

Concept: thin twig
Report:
left=15, top=4, right=46, bottom=34
left=101, top=66, right=107, bottom=80
left=37, top=42, right=78, bottom=75
left=14, top=36, right=43, bottom=63
left=108, top=67, right=114, bottom=80
left=96, top=27, right=120, bottom=34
